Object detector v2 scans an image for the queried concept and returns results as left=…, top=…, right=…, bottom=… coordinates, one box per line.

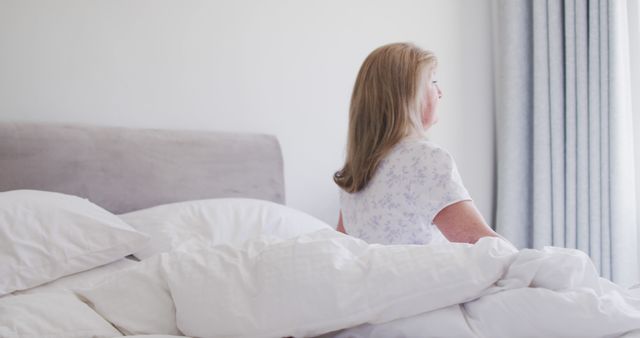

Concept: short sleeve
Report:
left=412, top=144, right=471, bottom=225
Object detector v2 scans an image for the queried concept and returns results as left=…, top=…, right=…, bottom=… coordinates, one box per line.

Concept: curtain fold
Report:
left=493, top=0, right=638, bottom=286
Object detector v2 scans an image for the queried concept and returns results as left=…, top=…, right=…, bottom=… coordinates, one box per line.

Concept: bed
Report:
left=0, top=121, right=317, bottom=337
left=1, top=122, right=640, bottom=338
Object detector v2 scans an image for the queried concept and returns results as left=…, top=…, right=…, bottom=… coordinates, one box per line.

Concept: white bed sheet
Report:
left=0, top=258, right=141, bottom=338
left=11, top=258, right=139, bottom=296
left=3, top=229, right=639, bottom=338
left=76, top=229, right=640, bottom=338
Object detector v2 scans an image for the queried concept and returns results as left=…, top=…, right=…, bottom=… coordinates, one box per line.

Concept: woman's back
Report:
left=340, top=137, right=470, bottom=245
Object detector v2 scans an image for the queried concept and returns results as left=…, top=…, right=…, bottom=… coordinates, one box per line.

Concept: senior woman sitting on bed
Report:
left=334, top=42, right=501, bottom=246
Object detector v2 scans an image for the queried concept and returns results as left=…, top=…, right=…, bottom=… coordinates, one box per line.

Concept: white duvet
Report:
left=77, top=229, right=640, bottom=338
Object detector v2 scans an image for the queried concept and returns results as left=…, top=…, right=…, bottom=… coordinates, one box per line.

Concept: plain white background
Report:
left=0, top=0, right=495, bottom=226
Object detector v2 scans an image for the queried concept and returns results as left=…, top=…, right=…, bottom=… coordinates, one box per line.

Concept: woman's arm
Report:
left=433, top=200, right=500, bottom=244
left=336, top=210, right=347, bottom=234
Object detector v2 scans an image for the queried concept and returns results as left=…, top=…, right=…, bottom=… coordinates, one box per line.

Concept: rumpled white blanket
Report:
left=78, top=229, right=640, bottom=338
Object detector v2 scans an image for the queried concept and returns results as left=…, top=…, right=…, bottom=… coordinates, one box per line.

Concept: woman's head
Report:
left=334, top=42, right=439, bottom=193
left=351, top=43, right=440, bottom=136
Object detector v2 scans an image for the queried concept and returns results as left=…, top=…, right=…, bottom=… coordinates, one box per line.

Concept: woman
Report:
left=334, top=42, right=499, bottom=245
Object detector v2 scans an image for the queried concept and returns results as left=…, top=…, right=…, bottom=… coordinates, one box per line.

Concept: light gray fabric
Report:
left=0, top=122, right=285, bottom=213
left=493, top=0, right=638, bottom=286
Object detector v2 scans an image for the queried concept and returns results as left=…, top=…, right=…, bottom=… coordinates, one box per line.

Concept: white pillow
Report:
left=0, top=293, right=123, bottom=338
left=119, top=198, right=331, bottom=259
left=0, top=190, right=149, bottom=296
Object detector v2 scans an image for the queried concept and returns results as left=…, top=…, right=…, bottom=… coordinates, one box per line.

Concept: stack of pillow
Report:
left=0, top=189, right=331, bottom=337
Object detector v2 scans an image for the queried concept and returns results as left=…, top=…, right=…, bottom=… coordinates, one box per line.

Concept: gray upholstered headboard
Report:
left=0, top=122, right=285, bottom=213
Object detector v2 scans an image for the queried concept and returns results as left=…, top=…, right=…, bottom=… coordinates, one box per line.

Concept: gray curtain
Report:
left=493, top=0, right=638, bottom=286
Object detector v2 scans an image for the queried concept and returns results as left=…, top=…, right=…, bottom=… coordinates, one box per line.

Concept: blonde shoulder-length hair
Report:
left=334, top=42, right=437, bottom=193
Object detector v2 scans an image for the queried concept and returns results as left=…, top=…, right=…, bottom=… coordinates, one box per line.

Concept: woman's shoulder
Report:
left=394, top=137, right=453, bottom=161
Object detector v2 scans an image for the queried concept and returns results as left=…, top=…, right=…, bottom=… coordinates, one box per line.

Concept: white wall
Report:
left=0, top=0, right=495, bottom=226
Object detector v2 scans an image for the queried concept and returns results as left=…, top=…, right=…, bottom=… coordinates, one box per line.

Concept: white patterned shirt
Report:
left=339, top=138, right=471, bottom=245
